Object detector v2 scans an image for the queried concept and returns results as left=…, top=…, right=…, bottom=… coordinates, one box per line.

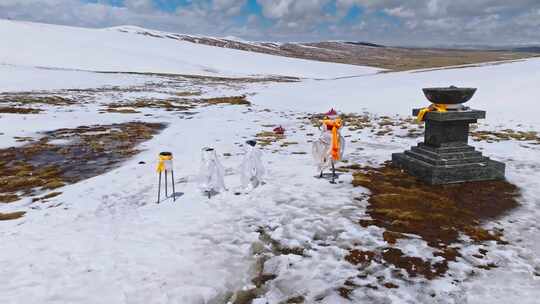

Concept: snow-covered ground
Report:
left=1, top=19, right=539, bottom=304
left=0, top=64, right=154, bottom=92
left=0, top=19, right=382, bottom=79
left=252, top=58, right=540, bottom=129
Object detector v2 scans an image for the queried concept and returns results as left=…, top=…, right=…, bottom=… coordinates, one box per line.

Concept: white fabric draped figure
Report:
left=240, top=140, right=265, bottom=190
left=197, top=147, right=226, bottom=197
left=312, top=125, right=345, bottom=173
left=312, top=109, right=345, bottom=181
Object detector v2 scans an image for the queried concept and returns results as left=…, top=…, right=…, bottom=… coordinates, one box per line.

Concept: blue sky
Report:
left=1, top=1, right=539, bottom=45
left=80, top=0, right=370, bottom=29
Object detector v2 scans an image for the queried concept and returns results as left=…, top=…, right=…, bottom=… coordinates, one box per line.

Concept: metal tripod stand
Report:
left=157, top=151, right=176, bottom=204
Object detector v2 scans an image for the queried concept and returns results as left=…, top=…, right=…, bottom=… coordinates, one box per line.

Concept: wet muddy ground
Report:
left=0, top=122, right=164, bottom=207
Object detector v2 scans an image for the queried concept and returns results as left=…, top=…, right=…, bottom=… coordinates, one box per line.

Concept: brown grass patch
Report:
left=343, top=162, right=519, bottom=279
left=472, top=129, right=540, bottom=143
left=0, top=94, right=76, bottom=106
left=102, top=108, right=140, bottom=114
left=32, top=192, right=62, bottom=203
left=280, top=141, right=298, bottom=147
left=0, top=194, right=20, bottom=203
left=0, top=106, right=42, bottom=114
left=382, top=248, right=448, bottom=279
left=344, top=249, right=376, bottom=265
left=102, top=95, right=250, bottom=114
left=0, top=122, right=164, bottom=202
left=0, top=211, right=26, bottom=221
left=353, top=163, right=519, bottom=247
left=202, top=95, right=251, bottom=106
left=104, top=98, right=196, bottom=113
left=175, top=91, right=202, bottom=97
left=255, top=131, right=285, bottom=147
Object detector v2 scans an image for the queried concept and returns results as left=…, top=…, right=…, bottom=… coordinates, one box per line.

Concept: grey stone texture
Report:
left=392, top=108, right=505, bottom=184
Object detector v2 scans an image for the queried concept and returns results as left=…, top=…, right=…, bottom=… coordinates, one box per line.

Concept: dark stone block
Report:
left=425, top=120, right=471, bottom=147
left=392, top=152, right=505, bottom=185
left=392, top=108, right=505, bottom=184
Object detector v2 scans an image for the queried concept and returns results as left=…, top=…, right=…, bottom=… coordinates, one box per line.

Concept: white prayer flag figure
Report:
left=240, top=140, right=265, bottom=190
left=198, top=147, right=226, bottom=197
left=312, top=126, right=345, bottom=171
left=312, top=108, right=345, bottom=182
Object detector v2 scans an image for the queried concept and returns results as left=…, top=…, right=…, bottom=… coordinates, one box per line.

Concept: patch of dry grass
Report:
left=341, top=162, right=519, bottom=281
left=472, top=129, right=540, bottom=143
left=102, top=108, right=140, bottom=114
left=202, top=95, right=251, bottom=106
left=353, top=163, right=518, bottom=247
left=175, top=91, right=202, bottom=97
left=0, top=211, right=26, bottom=221
left=0, top=194, right=20, bottom=203
left=32, top=192, right=62, bottom=203
left=104, top=98, right=196, bottom=113
left=0, top=106, right=42, bottom=114
left=255, top=131, right=285, bottom=147
left=0, top=94, right=76, bottom=106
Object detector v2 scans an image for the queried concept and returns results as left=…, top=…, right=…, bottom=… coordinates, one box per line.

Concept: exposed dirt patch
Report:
left=344, top=162, right=520, bottom=281
left=0, top=106, right=42, bottom=114
left=102, top=108, right=140, bottom=114
left=472, top=129, right=540, bottom=144
left=0, top=211, right=26, bottom=221
left=343, top=247, right=449, bottom=282
left=344, top=249, right=376, bottom=265
left=0, top=122, right=164, bottom=203
left=256, top=131, right=286, bottom=147
left=202, top=95, right=251, bottom=106
left=32, top=191, right=63, bottom=203
left=0, top=194, right=20, bottom=203
left=103, top=98, right=196, bottom=113
left=353, top=163, right=519, bottom=247
left=175, top=91, right=203, bottom=97
left=0, top=94, right=76, bottom=106
left=102, top=95, right=250, bottom=114
left=381, top=248, right=447, bottom=279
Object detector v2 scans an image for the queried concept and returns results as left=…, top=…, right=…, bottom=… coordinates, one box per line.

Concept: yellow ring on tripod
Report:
left=156, top=154, right=173, bottom=173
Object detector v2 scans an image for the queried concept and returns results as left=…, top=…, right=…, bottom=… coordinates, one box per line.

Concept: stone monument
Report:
left=392, top=86, right=505, bottom=184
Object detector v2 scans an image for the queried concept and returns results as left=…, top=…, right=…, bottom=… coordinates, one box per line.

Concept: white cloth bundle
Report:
left=197, top=148, right=226, bottom=194
left=240, top=145, right=265, bottom=190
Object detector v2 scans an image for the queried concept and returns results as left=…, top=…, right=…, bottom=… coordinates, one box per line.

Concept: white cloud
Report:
left=124, top=0, right=154, bottom=13
left=0, top=0, right=538, bottom=45
left=384, top=6, right=415, bottom=18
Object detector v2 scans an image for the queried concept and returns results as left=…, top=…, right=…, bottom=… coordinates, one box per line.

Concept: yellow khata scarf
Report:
left=417, top=104, right=448, bottom=123
left=322, top=118, right=343, bottom=161
left=156, top=154, right=173, bottom=173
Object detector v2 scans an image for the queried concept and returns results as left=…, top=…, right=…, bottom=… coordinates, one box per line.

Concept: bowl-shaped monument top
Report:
left=422, top=86, right=477, bottom=105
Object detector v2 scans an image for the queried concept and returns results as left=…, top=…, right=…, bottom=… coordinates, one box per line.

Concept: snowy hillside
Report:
left=106, top=25, right=537, bottom=72
left=0, top=19, right=381, bottom=79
